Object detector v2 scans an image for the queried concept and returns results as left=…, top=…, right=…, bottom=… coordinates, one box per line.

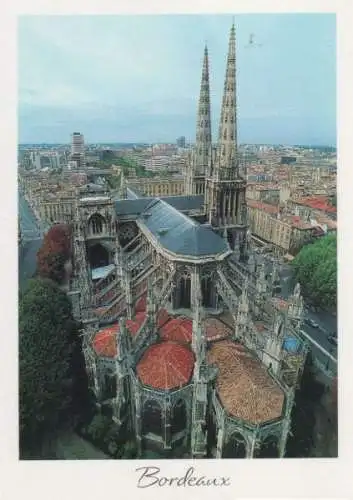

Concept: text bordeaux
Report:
left=136, top=466, right=231, bottom=488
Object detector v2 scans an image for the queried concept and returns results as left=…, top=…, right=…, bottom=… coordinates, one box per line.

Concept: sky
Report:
left=18, top=14, right=336, bottom=145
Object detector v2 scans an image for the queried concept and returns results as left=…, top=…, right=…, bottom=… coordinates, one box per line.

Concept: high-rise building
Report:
left=71, top=132, right=84, bottom=154
left=176, top=136, right=186, bottom=148
left=70, top=132, right=86, bottom=168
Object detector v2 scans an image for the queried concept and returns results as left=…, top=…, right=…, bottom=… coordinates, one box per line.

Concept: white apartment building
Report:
left=71, top=132, right=85, bottom=155
left=71, top=132, right=86, bottom=168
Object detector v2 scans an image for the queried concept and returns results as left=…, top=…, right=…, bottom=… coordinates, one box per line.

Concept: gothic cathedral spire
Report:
left=216, top=22, right=237, bottom=171
left=185, top=45, right=212, bottom=195
left=205, top=22, right=248, bottom=259
left=196, top=45, right=212, bottom=176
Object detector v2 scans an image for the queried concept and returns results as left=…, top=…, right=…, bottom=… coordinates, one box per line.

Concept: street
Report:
left=269, top=258, right=337, bottom=374
left=18, top=190, right=46, bottom=288
left=277, top=261, right=337, bottom=335
left=18, top=190, right=48, bottom=240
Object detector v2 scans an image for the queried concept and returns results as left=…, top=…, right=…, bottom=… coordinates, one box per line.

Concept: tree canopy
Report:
left=116, top=156, right=158, bottom=178
left=291, top=233, right=337, bottom=310
left=19, top=278, right=89, bottom=458
left=106, top=172, right=121, bottom=190
left=36, top=224, right=72, bottom=285
left=44, top=224, right=72, bottom=258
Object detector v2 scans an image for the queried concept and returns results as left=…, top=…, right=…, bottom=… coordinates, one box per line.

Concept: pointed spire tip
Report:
left=231, top=18, right=236, bottom=36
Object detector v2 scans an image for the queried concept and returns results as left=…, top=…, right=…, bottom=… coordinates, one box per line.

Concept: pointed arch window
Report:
left=171, top=399, right=187, bottom=434
left=104, top=374, right=117, bottom=399
left=89, top=213, right=105, bottom=235
left=254, top=436, right=279, bottom=458
left=142, top=400, right=163, bottom=436
left=223, top=432, right=247, bottom=458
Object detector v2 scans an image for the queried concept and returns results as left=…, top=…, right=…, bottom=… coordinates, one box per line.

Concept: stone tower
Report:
left=185, top=45, right=212, bottom=196
left=72, top=199, right=93, bottom=313
left=205, top=23, right=248, bottom=257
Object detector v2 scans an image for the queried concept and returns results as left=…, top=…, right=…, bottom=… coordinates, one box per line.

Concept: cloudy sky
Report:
left=18, top=14, right=336, bottom=145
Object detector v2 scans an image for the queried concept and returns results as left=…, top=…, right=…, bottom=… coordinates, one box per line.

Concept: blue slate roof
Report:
left=115, top=194, right=204, bottom=218
left=160, top=194, right=204, bottom=212
left=115, top=198, right=155, bottom=216
left=138, top=199, right=228, bottom=258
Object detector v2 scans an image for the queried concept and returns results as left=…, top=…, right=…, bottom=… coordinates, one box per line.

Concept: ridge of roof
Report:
left=138, top=198, right=227, bottom=258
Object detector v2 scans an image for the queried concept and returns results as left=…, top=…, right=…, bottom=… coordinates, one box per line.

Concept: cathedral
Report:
left=69, top=23, right=308, bottom=458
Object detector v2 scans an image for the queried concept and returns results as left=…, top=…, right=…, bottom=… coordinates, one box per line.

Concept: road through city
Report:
left=18, top=190, right=47, bottom=239
left=277, top=260, right=337, bottom=375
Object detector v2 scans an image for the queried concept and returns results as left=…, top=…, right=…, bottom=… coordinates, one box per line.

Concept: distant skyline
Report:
left=18, top=14, right=336, bottom=146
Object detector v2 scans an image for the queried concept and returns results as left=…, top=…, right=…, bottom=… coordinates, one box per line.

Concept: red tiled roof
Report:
left=208, top=340, right=284, bottom=424
left=136, top=341, right=194, bottom=390
left=204, top=317, right=232, bottom=341
left=92, top=312, right=146, bottom=357
left=315, top=216, right=337, bottom=230
left=160, top=317, right=193, bottom=343
left=295, top=196, right=336, bottom=213
left=92, top=324, right=119, bottom=358
left=247, top=199, right=279, bottom=214
left=290, top=216, right=313, bottom=230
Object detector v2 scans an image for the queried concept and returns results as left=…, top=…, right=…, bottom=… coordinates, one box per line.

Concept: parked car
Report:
left=328, top=334, right=337, bottom=346
left=304, top=318, right=319, bottom=328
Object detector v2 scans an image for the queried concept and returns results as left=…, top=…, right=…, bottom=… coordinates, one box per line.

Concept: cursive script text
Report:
left=136, top=466, right=231, bottom=488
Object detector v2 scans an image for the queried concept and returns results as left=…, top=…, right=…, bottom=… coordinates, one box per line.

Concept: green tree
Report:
left=115, top=156, right=158, bottom=179
left=329, top=194, right=337, bottom=208
left=106, top=173, right=121, bottom=190
left=19, top=278, right=89, bottom=458
left=291, top=234, right=337, bottom=310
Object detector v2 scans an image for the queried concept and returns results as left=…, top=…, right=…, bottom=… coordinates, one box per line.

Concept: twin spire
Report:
left=194, top=45, right=212, bottom=176
left=194, top=23, right=238, bottom=177
left=217, top=23, right=237, bottom=169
